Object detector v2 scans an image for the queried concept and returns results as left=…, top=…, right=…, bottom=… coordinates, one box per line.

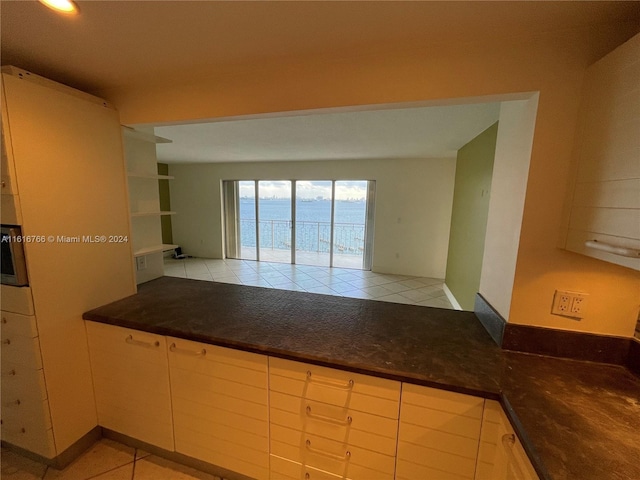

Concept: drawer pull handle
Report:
left=306, top=405, right=352, bottom=425
left=305, top=439, right=351, bottom=461
left=169, top=343, right=206, bottom=356
left=2, top=317, right=7, bottom=323
left=502, top=433, right=526, bottom=479
left=125, top=335, right=160, bottom=348
left=2, top=369, right=16, bottom=376
left=306, top=370, right=354, bottom=390
left=585, top=240, right=640, bottom=258
left=2, top=339, right=10, bottom=345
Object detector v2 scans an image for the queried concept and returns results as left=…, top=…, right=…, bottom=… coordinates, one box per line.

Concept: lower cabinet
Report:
left=1, top=309, right=55, bottom=458
left=85, top=322, right=174, bottom=451
left=396, top=383, right=484, bottom=480
left=167, top=337, right=270, bottom=480
left=476, top=400, right=540, bottom=480
left=268, top=357, right=401, bottom=480
left=85, top=322, right=540, bottom=480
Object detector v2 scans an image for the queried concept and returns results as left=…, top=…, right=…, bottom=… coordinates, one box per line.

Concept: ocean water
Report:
left=238, top=198, right=366, bottom=254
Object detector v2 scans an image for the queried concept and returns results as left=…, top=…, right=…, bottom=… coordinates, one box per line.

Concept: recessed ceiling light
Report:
left=38, top=0, right=79, bottom=15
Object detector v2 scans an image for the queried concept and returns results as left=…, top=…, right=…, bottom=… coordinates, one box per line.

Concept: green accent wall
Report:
left=158, top=163, right=173, bottom=244
left=445, top=122, right=498, bottom=310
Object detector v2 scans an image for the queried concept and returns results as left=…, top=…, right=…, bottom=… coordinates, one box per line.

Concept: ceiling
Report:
left=2, top=1, right=640, bottom=95
left=154, top=102, right=501, bottom=164
left=2, top=1, right=638, bottom=164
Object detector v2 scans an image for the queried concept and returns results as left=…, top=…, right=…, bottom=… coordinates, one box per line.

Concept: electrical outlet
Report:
left=552, top=290, right=588, bottom=319
left=570, top=293, right=589, bottom=317
left=136, top=256, right=147, bottom=271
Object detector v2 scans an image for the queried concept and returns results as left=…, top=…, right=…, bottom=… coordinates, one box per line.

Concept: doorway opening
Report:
left=223, top=180, right=375, bottom=270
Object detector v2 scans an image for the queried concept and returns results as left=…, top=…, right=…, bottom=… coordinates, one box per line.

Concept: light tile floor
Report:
left=164, top=257, right=455, bottom=309
left=1, top=439, right=222, bottom=480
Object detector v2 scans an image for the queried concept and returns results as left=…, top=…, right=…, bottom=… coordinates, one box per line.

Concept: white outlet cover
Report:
left=552, top=290, right=588, bottom=319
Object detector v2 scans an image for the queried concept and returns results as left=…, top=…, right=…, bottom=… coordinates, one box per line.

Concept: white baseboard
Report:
left=443, top=283, right=463, bottom=311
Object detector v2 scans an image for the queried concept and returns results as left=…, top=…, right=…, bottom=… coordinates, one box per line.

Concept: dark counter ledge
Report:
left=83, top=276, right=640, bottom=480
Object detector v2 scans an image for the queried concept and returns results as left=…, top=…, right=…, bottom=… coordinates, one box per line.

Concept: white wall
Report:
left=169, top=157, right=456, bottom=278
left=107, top=24, right=640, bottom=337
left=480, top=97, right=538, bottom=319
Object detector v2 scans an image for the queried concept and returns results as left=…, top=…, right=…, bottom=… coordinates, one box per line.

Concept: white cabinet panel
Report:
left=269, top=357, right=401, bottom=419
left=475, top=401, right=539, bottom=480
left=269, top=357, right=399, bottom=480
left=564, top=33, right=640, bottom=269
left=168, top=337, right=269, bottom=480
left=86, top=322, right=174, bottom=451
left=1, top=311, right=39, bottom=338
left=396, top=383, right=483, bottom=480
left=0, top=285, right=34, bottom=315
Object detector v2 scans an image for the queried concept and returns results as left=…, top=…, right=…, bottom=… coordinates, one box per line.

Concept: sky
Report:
left=239, top=180, right=368, bottom=200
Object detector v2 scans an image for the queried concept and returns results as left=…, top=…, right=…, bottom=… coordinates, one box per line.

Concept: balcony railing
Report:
left=239, top=219, right=365, bottom=256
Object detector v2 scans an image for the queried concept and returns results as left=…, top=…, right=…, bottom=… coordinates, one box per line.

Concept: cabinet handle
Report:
left=306, top=370, right=354, bottom=390
left=502, top=433, right=526, bottom=479
left=125, top=335, right=159, bottom=348
left=169, top=343, right=206, bottom=356
left=305, top=439, right=351, bottom=461
left=305, top=405, right=352, bottom=426
left=2, top=339, right=10, bottom=345
left=2, top=317, right=7, bottom=323
left=2, top=369, right=16, bottom=377
left=5, top=399, right=21, bottom=407
left=585, top=240, right=640, bottom=258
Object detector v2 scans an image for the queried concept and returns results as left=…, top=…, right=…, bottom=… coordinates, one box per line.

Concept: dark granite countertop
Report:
left=83, top=276, right=640, bottom=480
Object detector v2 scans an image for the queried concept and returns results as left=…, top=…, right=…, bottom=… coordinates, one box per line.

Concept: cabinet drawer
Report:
left=1, top=420, right=55, bottom=459
left=86, top=322, right=174, bottom=451
left=1, top=392, right=54, bottom=459
left=175, top=421, right=269, bottom=480
left=269, top=357, right=400, bottom=419
left=0, top=193, right=22, bottom=224
left=168, top=337, right=267, bottom=387
left=271, top=424, right=395, bottom=479
left=1, top=395, right=52, bottom=431
left=270, top=455, right=352, bottom=480
left=0, top=285, right=34, bottom=316
left=1, top=334, right=43, bottom=369
left=1, top=362, right=47, bottom=401
left=1, top=311, right=38, bottom=338
left=270, top=391, right=397, bottom=456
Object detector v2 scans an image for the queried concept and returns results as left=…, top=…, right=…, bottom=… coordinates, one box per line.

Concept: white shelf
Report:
left=121, top=126, right=172, bottom=144
left=131, top=211, right=176, bottom=217
left=128, top=172, right=174, bottom=180
left=133, top=244, right=179, bottom=257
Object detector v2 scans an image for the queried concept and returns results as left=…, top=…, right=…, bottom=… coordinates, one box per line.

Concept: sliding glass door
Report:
left=223, top=179, right=375, bottom=270
left=295, top=181, right=332, bottom=267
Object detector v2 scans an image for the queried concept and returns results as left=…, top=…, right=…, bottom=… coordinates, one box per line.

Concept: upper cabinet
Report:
left=563, top=33, right=640, bottom=270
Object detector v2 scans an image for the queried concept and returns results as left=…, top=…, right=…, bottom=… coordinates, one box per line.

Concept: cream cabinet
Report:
left=167, top=337, right=269, bottom=480
left=1, top=65, right=136, bottom=459
left=563, top=33, right=640, bottom=270
left=85, top=322, right=174, bottom=451
left=1, top=305, right=55, bottom=458
left=476, top=401, right=539, bottom=480
left=396, top=383, right=484, bottom=480
left=268, top=357, right=401, bottom=480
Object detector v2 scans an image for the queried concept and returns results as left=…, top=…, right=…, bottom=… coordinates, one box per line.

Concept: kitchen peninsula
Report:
left=83, top=276, right=640, bottom=480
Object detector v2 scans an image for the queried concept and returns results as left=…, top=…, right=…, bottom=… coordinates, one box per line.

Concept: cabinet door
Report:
left=269, top=357, right=400, bottom=480
left=86, top=322, right=174, bottom=451
left=476, top=401, right=539, bottom=480
left=168, top=337, right=269, bottom=480
left=396, top=384, right=484, bottom=480
left=564, top=33, right=640, bottom=270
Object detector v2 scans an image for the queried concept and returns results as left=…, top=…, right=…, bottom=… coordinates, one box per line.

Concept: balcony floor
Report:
left=164, top=256, right=456, bottom=310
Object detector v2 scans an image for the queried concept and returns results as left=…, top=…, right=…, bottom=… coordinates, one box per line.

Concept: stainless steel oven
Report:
left=1, top=225, right=29, bottom=286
